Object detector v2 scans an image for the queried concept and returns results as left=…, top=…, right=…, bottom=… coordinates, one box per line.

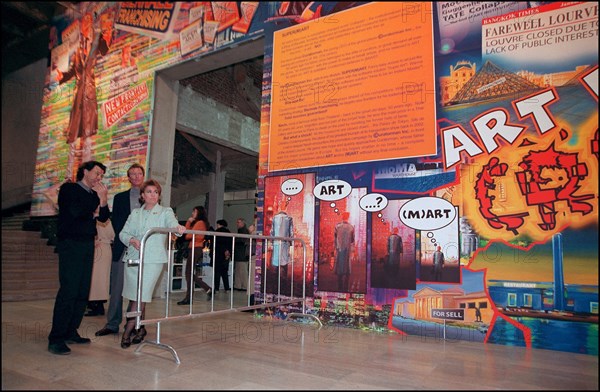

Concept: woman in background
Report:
left=177, top=206, right=213, bottom=305
left=85, top=215, right=114, bottom=316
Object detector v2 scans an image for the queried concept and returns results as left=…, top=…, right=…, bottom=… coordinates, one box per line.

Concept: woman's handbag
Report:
left=201, top=241, right=212, bottom=267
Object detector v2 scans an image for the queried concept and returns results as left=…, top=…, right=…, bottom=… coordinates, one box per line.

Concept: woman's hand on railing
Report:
left=174, top=224, right=186, bottom=236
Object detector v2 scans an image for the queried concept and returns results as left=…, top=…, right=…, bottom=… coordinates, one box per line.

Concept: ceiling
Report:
left=1, top=2, right=76, bottom=77
left=173, top=130, right=258, bottom=193
left=174, top=52, right=263, bottom=193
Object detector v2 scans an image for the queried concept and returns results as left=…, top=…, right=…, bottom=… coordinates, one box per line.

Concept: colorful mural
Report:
left=257, top=1, right=598, bottom=356
left=31, top=1, right=597, bottom=355
left=32, top=1, right=272, bottom=216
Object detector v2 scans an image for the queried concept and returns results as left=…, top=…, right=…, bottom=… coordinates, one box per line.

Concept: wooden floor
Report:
left=2, top=295, right=598, bottom=390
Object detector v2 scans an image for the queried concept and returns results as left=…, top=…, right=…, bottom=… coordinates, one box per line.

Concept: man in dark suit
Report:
left=95, top=164, right=145, bottom=336
left=48, top=161, right=109, bottom=355
left=213, top=220, right=232, bottom=292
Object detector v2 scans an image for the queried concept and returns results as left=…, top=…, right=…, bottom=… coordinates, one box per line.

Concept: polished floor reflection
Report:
left=2, top=296, right=598, bottom=390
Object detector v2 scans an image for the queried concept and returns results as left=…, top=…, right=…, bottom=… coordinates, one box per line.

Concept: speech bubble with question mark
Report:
left=359, top=193, right=388, bottom=212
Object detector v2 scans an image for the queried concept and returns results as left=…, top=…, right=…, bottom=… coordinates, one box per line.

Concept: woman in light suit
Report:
left=119, top=179, right=185, bottom=348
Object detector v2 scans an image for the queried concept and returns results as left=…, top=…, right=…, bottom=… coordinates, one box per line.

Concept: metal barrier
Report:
left=126, top=227, right=321, bottom=364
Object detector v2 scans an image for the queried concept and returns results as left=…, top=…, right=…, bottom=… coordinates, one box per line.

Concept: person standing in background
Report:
left=177, top=206, right=213, bottom=305
left=95, top=164, right=144, bottom=337
left=233, top=218, right=250, bottom=291
left=213, top=219, right=232, bottom=293
left=85, top=215, right=115, bottom=316
left=48, top=161, right=109, bottom=355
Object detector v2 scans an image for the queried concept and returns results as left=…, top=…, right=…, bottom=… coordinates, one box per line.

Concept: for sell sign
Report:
left=431, top=308, right=464, bottom=321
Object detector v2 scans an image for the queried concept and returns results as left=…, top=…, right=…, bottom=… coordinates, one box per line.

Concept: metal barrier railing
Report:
left=126, top=227, right=321, bottom=364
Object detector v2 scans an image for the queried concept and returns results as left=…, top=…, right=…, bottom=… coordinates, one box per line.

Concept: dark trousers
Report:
left=48, top=239, right=94, bottom=343
left=104, top=258, right=124, bottom=332
left=214, top=262, right=230, bottom=291
left=184, top=250, right=211, bottom=296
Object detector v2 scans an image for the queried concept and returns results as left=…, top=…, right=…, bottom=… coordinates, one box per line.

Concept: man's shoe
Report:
left=177, top=298, right=191, bottom=305
left=65, top=334, right=91, bottom=344
left=95, top=327, right=118, bottom=337
left=48, top=342, right=71, bottom=355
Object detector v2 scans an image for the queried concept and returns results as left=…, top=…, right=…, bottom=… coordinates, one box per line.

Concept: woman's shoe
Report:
left=206, top=289, right=212, bottom=301
left=120, top=332, right=132, bottom=349
left=132, top=326, right=147, bottom=344
left=177, top=298, right=191, bottom=305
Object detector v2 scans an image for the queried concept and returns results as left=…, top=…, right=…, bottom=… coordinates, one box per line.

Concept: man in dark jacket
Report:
left=213, top=220, right=232, bottom=292
left=95, top=164, right=144, bottom=337
left=233, top=218, right=250, bottom=290
left=48, top=161, right=109, bottom=355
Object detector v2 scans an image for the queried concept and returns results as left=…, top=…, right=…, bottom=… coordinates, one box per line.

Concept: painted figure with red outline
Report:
left=474, top=157, right=528, bottom=234
left=516, top=143, right=593, bottom=231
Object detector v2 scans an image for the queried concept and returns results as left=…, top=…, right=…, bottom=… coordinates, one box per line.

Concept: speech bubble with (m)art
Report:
left=399, top=197, right=456, bottom=230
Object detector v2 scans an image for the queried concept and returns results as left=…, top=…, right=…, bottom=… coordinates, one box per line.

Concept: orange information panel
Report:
left=269, top=2, right=436, bottom=172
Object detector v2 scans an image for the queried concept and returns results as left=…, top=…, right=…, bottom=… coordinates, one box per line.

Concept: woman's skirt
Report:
left=122, top=262, right=164, bottom=302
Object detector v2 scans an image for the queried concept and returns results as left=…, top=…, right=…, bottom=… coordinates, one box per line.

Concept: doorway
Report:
left=150, top=38, right=264, bottom=225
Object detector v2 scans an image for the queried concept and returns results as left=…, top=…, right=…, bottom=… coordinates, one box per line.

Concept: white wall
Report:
left=174, top=195, right=207, bottom=223
left=223, top=200, right=255, bottom=231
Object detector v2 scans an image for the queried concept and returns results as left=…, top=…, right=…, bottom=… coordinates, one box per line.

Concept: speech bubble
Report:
left=426, top=231, right=438, bottom=245
left=281, top=178, right=303, bottom=196
left=359, top=193, right=388, bottom=212
left=313, top=180, right=352, bottom=201
left=399, top=197, right=456, bottom=231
